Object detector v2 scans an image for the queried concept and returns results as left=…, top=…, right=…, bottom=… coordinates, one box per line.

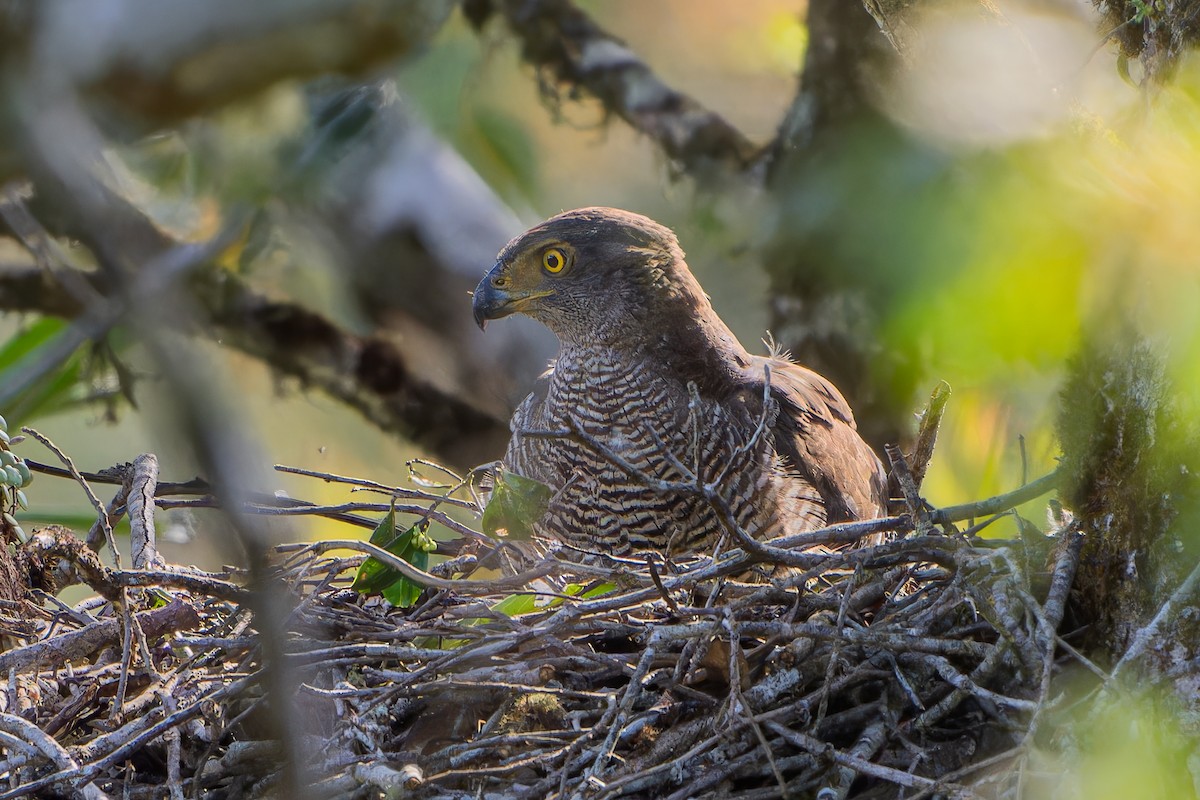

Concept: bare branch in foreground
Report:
left=3, top=0, right=454, bottom=159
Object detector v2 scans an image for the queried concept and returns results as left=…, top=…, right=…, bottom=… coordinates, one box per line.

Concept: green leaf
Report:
left=489, top=592, right=539, bottom=617
left=1116, top=53, right=1134, bottom=87
left=380, top=554, right=428, bottom=607
left=567, top=582, right=618, bottom=600
left=0, top=317, right=69, bottom=369
left=487, top=581, right=617, bottom=621
left=481, top=469, right=553, bottom=540
left=0, top=318, right=89, bottom=422
left=351, top=504, right=436, bottom=607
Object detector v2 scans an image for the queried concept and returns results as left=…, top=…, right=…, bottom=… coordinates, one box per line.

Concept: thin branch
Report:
left=931, top=469, right=1062, bottom=525
left=0, top=712, right=109, bottom=799
left=765, top=721, right=940, bottom=791
left=22, top=428, right=120, bottom=567
left=0, top=598, right=199, bottom=675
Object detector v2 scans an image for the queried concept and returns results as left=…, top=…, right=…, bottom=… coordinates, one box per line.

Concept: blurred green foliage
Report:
left=399, top=27, right=539, bottom=204
left=0, top=319, right=84, bottom=422
left=766, top=59, right=1200, bottom=520
left=0, top=318, right=130, bottom=424
left=1036, top=682, right=1199, bottom=800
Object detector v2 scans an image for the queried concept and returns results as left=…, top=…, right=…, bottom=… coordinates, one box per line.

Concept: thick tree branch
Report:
left=770, top=0, right=894, bottom=165
left=474, top=0, right=758, bottom=175
left=9, top=0, right=454, bottom=143
left=307, top=89, right=552, bottom=413
left=1093, top=0, right=1200, bottom=83
left=195, top=269, right=510, bottom=466
left=0, top=263, right=509, bottom=468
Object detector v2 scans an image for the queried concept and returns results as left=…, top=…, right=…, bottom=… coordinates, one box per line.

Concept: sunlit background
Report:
left=2, top=2, right=1199, bottom=792
left=10, top=2, right=1197, bottom=528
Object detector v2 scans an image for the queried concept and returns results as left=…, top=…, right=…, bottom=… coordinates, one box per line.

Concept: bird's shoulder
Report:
left=739, top=355, right=856, bottom=431
left=738, top=354, right=886, bottom=521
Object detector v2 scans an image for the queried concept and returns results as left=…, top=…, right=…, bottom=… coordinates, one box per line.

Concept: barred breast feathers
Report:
left=474, top=207, right=887, bottom=557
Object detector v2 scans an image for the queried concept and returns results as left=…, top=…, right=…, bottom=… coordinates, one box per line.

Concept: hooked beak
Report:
left=472, top=265, right=553, bottom=330
left=471, top=271, right=508, bottom=331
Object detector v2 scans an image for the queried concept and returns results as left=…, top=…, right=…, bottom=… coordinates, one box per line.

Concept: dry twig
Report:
left=0, top=441, right=1077, bottom=799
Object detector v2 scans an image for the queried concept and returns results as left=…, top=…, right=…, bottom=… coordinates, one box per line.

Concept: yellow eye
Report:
left=542, top=248, right=567, bottom=274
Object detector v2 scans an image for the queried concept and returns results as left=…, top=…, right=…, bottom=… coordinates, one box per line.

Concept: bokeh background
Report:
left=1, top=1, right=1199, bottom=792
left=5, top=1, right=1197, bottom=540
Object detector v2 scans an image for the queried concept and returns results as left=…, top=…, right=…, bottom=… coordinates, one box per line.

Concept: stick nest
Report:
left=0, top=467, right=1078, bottom=800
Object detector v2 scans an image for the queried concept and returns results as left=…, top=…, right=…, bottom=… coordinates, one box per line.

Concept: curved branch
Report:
left=480, top=0, right=757, bottom=174
left=193, top=269, right=510, bottom=466
left=0, top=263, right=509, bottom=468
left=27, top=0, right=455, bottom=139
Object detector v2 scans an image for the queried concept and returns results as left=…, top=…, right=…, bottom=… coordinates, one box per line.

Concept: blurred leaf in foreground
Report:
left=1034, top=687, right=1198, bottom=800
left=465, top=105, right=538, bottom=201
left=0, top=318, right=88, bottom=422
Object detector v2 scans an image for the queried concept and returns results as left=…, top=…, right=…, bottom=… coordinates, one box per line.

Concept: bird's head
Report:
left=472, top=207, right=703, bottom=345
